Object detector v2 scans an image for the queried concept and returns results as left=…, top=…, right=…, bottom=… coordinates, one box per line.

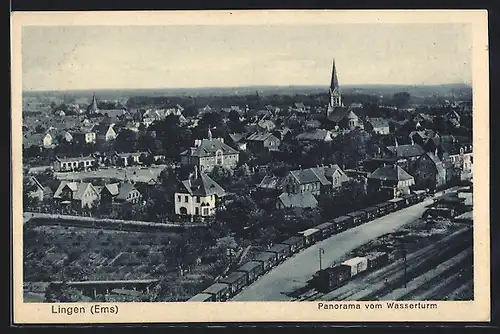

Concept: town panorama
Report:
left=22, top=59, right=473, bottom=303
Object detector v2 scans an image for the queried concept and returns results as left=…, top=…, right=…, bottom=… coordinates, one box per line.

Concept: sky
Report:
left=21, top=23, right=472, bottom=91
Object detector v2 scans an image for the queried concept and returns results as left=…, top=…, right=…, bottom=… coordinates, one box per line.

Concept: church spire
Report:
left=330, top=58, right=339, bottom=92
left=327, top=58, right=343, bottom=114
left=88, top=93, right=99, bottom=114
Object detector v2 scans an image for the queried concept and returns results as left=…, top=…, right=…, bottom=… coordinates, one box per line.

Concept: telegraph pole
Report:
left=319, top=248, right=325, bottom=271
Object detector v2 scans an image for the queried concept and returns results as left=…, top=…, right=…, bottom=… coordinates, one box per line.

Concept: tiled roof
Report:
left=103, top=183, right=120, bottom=196
left=296, top=129, right=331, bottom=141
left=326, top=107, right=350, bottom=123
left=290, top=168, right=331, bottom=186
left=57, top=155, right=95, bottom=162
left=278, top=192, right=318, bottom=208
left=367, top=117, right=390, bottom=128
left=246, top=132, right=276, bottom=142
left=258, top=176, right=283, bottom=190
left=369, top=165, right=414, bottom=182
left=116, top=183, right=139, bottom=200
left=180, top=173, right=226, bottom=197
left=181, top=139, right=238, bottom=158
left=386, top=144, right=425, bottom=158
left=228, top=133, right=245, bottom=143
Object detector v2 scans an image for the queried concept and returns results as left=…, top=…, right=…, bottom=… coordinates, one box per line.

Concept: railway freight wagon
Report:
left=312, top=264, right=352, bottom=293
left=278, top=236, right=305, bottom=254
left=362, top=206, right=380, bottom=221
left=202, top=283, right=231, bottom=301
left=253, top=251, right=277, bottom=271
left=265, top=244, right=291, bottom=263
left=333, top=215, right=354, bottom=232
left=187, top=292, right=216, bottom=302
left=219, top=271, right=248, bottom=296
left=414, top=190, right=427, bottom=201
left=403, top=193, right=418, bottom=206
left=298, top=228, right=321, bottom=246
left=314, top=222, right=336, bottom=240
left=366, top=252, right=389, bottom=270
left=389, top=197, right=405, bottom=210
left=342, top=257, right=369, bottom=277
left=376, top=201, right=395, bottom=216
left=236, top=261, right=265, bottom=283
left=347, top=211, right=368, bottom=227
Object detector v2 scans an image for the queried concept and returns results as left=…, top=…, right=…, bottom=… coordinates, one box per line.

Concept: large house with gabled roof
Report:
left=367, top=165, right=415, bottom=198
left=174, top=167, right=226, bottom=217
left=53, top=181, right=100, bottom=209
left=180, top=129, right=239, bottom=172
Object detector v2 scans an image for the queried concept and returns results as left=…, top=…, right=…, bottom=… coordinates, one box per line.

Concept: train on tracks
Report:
left=187, top=190, right=428, bottom=302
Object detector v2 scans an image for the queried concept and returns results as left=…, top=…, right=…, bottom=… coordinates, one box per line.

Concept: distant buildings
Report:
left=53, top=156, right=97, bottom=172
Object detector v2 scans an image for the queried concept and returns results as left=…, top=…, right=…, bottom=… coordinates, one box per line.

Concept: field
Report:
left=54, top=165, right=167, bottom=183
left=23, top=224, right=232, bottom=301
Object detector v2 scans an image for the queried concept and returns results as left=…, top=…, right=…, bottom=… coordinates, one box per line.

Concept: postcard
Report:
left=11, top=9, right=490, bottom=324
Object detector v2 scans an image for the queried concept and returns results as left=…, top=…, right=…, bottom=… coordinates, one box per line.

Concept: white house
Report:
left=174, top=168, right=226, bottom=217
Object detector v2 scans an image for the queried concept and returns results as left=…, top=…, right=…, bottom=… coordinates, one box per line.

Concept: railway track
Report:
left=309, top=226, right=472, bottom=301
left=382, top=248, right=472, bottom=301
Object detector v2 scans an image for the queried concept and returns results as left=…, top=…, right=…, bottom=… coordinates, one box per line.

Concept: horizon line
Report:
left=23, top=82, right=473, bottom=94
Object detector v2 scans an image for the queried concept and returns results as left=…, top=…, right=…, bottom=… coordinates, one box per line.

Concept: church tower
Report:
left=327, top=58, right=343, bottom=115
left=87, top=93, right=99, bottom=115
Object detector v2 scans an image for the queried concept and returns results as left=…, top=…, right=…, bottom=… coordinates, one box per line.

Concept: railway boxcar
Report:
left=187, top=293, right=216, bottom=302
left=219, top=271, right=248, bottom=296
left=315, top=222, right=336, bottom=239
left=298, top=228, right=321, bottom=246
left=389, top=197, right=405, bottom=210
left=414, top=190, right=427, bottom=201
left=362, top=206, right=380, bottom=221
left=342, top=257, right=369, bottom=277
left=265, top=244, right=291, bottom=262
left=236, top=261, right=265, bottom=283
left=202, top=283, right=231, bottom=301
left=376, top=201, right=394, bottom=216
left=365, top=252, right=389, bottom=271
left=347, top=211, right=368, bottom=226
left=333, top=215, right=353, bottom=232
left=253, top=251, right=278, bottom=271
left=279, top=236, right=305, bottom=254
left=312, top=264, right=352, bottom=293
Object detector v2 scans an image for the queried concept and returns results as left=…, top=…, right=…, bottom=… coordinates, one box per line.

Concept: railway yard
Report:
left=301, top=224, right=473, bottom=301
left=226, top=187, right=473, bottom=302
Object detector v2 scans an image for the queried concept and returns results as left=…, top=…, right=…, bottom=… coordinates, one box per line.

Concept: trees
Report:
left=392, top=92, right=411, bottom=109
left=208, top=166, right=233, bottom=189
left=114, top=129, right=138, bottom=153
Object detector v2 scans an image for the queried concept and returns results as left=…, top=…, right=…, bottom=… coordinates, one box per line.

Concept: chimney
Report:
left=411, top=136, right=414, bottom=145
left=395, top=138, right=399, bottom=147
left=194, top=165, right=198, bottom=180
left=208, top=127, right=213, bottom=141
left=435, top=148, right=438, bottom=156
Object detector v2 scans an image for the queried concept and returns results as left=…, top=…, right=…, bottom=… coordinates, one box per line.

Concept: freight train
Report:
left=310, top=252, right=389, bottom=293
left=187, top=190, right=428, bottom=302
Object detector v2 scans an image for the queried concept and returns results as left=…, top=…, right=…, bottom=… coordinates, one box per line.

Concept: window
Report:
left=203, top=208, right=209, bottom=216
left=177, top=195, right=181, bottom=202
left=184, top=196, right=189, bottom=203
left=195, top=207, right=200, bottom=215
left=196, top=197, right=200, bottom=203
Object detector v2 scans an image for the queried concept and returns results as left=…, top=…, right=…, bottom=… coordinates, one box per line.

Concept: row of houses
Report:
left=53, top=151, right=166, bottom=172
left=27, top=177, right=143, bottom=209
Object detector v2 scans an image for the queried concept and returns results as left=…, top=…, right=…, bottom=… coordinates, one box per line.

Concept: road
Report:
left=232, top=197, right=435, bottom=301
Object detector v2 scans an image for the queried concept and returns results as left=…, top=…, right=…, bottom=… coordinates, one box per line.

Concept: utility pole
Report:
left=399, top=239, right=408, bottom=288
left=319, top=248, right=325, bottom=271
